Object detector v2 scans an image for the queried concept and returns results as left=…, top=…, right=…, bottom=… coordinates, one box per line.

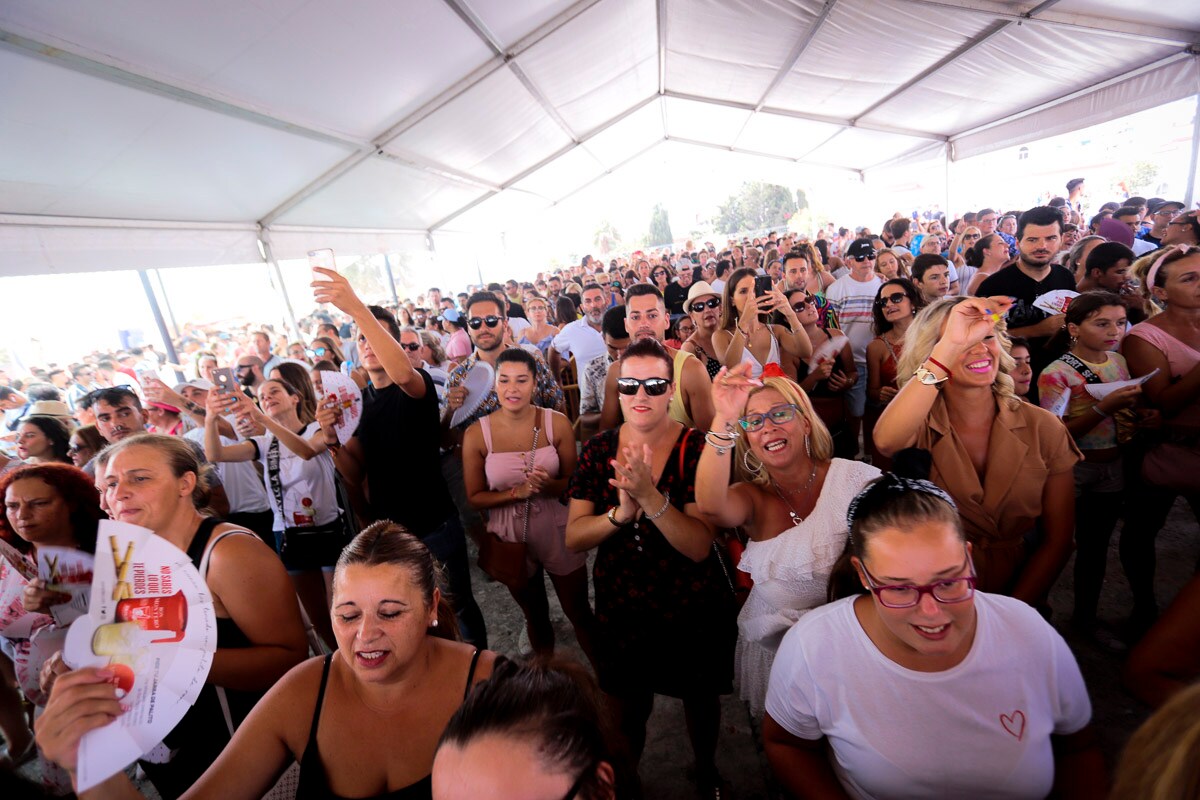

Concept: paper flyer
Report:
left=1046, top=391, right=1070, bottom=419
left=63, top=520, right=217, bottom=792
left=0, top=551, right=43, bottom=639
left=37, top=546, right=94, bottom=627
left=1032, top=289, right=1079, bottom=316
left=0, top=536, right=36, bottom=579
left=806, top=332, right=847, bottom=370
left=319, top=370, right=363, bottom=445
left=1084, top=368, right=1159, bottom=400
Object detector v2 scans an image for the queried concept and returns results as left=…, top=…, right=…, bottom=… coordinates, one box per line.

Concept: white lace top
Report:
left=735, top=458, right=881, bottom=716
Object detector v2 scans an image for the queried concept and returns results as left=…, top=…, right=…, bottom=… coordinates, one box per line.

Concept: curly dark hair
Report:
left=0, top=463, right=104, bottom=553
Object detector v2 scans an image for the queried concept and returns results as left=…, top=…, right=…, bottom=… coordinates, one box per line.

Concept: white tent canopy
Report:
left=2, top=0, right=1198, bottom=278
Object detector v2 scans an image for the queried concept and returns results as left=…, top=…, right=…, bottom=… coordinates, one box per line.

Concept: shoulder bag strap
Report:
left=266, top=436, right=285, bottom=519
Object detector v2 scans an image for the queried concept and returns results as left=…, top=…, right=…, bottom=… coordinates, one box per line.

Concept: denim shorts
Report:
left=845, top=362, right=868, bottom=418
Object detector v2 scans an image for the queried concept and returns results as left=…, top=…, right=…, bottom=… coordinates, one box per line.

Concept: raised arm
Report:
left=312, top=268, right=426, bottom=399
left=695, top=365, right=757, bottom=529
left=204, top=392, right=257, bottom=463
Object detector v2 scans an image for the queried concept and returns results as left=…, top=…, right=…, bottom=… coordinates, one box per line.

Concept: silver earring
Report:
left=742, top=448, right=763, bottom=477
left=431, top=619, right=439, bottom=628
left=805, top=434, right=812, bottom=459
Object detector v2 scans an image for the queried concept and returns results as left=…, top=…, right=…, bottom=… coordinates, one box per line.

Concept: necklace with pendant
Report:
left=772, top=464, right=818, bottom=525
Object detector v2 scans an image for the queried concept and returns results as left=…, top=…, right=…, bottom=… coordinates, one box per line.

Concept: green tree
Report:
left=649, top=203, right=674, bottom=246
left=713, top=181, right=802, bottom=235
left=593, top=220, right=623, bottom=255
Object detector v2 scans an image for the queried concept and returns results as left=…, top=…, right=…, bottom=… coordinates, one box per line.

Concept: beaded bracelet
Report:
left=646, top=491, right=672, bottom=521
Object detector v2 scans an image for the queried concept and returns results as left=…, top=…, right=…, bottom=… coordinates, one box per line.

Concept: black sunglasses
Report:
left=400, top=342, right=421, bottom=351
left=689, top=297, right=721, bottom=313
left=791, top=299, right=809, bottom=312
left=852, top=253, right=876, bottom=262
left=875, top=292, right=907, bottom=307
left=616, top=377, right=672, bottom=396
left=235, top=365, right=255, bottom=372
left=467, top=315, right=502, bottom=330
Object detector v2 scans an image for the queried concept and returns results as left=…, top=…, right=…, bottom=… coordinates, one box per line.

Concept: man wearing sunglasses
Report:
left=599, top=284, right=713, bottom=433
left=444, top=292, right=564, bottom=435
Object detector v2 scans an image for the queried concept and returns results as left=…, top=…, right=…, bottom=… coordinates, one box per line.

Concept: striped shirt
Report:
left=825, top=274, right=882, bottom=362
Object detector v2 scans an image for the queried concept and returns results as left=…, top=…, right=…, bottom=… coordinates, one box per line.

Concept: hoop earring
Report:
left=805, top=434, right=812, bottom=459
left=742, top=448, right=763, bottom=478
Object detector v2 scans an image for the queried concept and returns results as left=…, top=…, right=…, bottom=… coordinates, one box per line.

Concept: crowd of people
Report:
left=0, top=183, right=1198, bottom=799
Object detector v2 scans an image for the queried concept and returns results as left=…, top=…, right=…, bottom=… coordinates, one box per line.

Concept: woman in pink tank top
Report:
left=462, top=349, right=596, bottom=664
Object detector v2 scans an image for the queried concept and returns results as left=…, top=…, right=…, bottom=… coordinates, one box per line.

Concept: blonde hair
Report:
left=1111, top=681, right=1200, bottom=799
left=732, top=377, right=834, bottom=489
left=897, top=298, right=1020, bottom=411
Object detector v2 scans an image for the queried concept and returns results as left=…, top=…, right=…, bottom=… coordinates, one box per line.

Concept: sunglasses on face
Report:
left=875, top=292, right=907, bottom=307
left=400, top=342, right=421, bottom=351
left=306, top=347, right=328, bottom=357
left=689, top=297, right=721, bottom=313
left=468, top=315, right=502, bottom=330
left=616, top=377, right=672, bottom=396
left=852, top=254, right=876, bottom=262
left=790, top=299, right=809, bottom=312
left=235, top=365, right=254, bottom=372
left=738, top=403, right=801, bottom=432
left=964, top=234, right=981, bottom=240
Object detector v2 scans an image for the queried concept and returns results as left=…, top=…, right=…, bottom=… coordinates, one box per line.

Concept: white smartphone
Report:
left=308, top=248, right=336, bottom=281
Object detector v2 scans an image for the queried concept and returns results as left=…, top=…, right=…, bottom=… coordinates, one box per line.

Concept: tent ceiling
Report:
left=1, top=0, right=1198, bottom=275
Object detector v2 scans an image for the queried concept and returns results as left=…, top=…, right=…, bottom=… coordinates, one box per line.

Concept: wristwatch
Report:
left=912, top=366, right=950, bottom=387
left=606, top=506, right=623, bottom=527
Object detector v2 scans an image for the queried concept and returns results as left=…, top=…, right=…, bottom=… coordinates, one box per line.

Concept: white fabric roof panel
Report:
left=860, top=22, right=1181, bottom=136
left=0, top=0, right=495, bottom=142
left=0, top=0, right=1198, bottom=279
left=517, top=0, right=658, bottom=135
left=665, top=0, right=824, bottom=105
left=382, top=67, right=573, bottom=186
left=0, top=49, right=354, bottom=222
left=767, top=0, right=996, bottom=120
left=273, top=157, right=488, bottom=230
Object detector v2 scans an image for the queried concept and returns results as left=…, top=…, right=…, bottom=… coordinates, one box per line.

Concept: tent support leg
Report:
left=153, top=269, right=181, bottom=340
left=1185, top=93, right=1200, bottom=209
left=383, top=254, right=399, bottom=305
left=943, top=145, right=952, bottom=220
left=259, top=235, right=304, bottom=345
left=138, top=270, right=185, bottom=383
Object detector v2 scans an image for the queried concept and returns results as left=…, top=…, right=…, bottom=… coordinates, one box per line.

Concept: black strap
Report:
left=463, top=649, right=481, bottom=699
left=266, top=436, right=286, bottom=521
left=305, top=653, right=335, bottom=751
left=1057, top=353, right=1102, bottom=384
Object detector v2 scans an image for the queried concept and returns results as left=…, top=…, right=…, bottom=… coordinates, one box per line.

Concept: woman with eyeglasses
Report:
left=763, top=474, right=1105, bottom=800
left=287, top=342, right=310, bottom=364
left=518, top=296, right=562, bottom=365
left=865, top=279, right=923, bottom=468
left=696, top=362, right=878, bottom=718
left=462, top=348, right=594, bottom=664
left=714, top=267, right=812, bottom=380
left=872, top=297, right=1081, bottom=604
left=14, top=415, right=72, bottom=465
left=679, top=282, right=725, bottom=380
left=566, top=338, right=736, bottom=797
left=665, top=315, right=695, bottom=349
left=786, top=288, right=857, bottom=458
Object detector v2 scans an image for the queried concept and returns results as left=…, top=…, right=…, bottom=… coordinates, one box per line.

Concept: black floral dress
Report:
left=568, top=427, right=736, bottom=698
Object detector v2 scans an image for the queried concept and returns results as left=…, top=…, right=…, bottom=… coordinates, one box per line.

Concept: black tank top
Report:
left=296, top=649, right=483, bottom=800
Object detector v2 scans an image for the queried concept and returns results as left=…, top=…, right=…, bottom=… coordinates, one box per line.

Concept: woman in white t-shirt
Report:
left=763, top=473, right=1105, bottom=800
left=204, top=377, right=341, bottom=649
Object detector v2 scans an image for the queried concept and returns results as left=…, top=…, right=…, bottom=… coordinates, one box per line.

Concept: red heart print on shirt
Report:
left=1000, top=710, right=1026, bottom=741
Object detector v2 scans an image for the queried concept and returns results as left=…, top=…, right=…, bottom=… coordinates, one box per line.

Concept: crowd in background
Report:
left=1, top=179, right=1198, bottom=799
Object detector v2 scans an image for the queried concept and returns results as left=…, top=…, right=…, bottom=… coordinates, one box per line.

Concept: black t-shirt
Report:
left=664, top=282, right=689, bottom=316
left=354, top=372, right=455, bottom=536
left=977, top=263, right=1076, bottom=382
left=506, top=301, right=527, bottom=320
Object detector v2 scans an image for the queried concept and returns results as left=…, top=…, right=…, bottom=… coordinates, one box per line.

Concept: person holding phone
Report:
left=713, top=267, right=812, bottom=380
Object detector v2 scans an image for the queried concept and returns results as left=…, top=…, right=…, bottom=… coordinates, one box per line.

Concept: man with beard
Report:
left=598, top=284, right=713, bottom=432
left=978, top=206, right=1076, bottom=384
left=551, top=283, right=607, bottom=369
left=234, top=355, right=265, bottom=393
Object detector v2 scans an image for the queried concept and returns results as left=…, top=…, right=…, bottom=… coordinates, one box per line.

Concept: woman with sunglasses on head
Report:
left=566, top=338, right=736, bottom=797
left=463, top=348, right=595, bottom=665
left=696, top=362, right=878, bottom=718
left=204, top=375, right=342, bottom=650
left=865, top=279, right=923, bottom=468
left=1118, top=244, right=1200, bottom=637
left=872, top=297, right=1081, bottom=605
left=679, top=282, right=725, bottom=380
left=763, top=473, right=1105, bottom=800
left=714, top=267, right=813, bottom=381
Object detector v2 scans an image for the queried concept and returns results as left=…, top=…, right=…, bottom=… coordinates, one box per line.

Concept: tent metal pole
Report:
left=153, top=269, right=181, bottom=340
left=382, top=254, right=399, bottom=305
left=138, top=270, right=185, bottom=384
left=258, top=234, right=304, bottom=345
left=1185, top=93, right=1200, bottom=209
left=944, top=145, right=953, bottom=219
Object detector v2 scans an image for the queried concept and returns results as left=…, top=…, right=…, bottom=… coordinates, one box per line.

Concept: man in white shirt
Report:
left=824, top=238, right=882, bottom=453
left=551, top=283, right=607, bottom=369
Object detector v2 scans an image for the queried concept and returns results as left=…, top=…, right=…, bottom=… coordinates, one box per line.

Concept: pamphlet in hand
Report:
left=37, top=546, right=94, bottom=626
left=0, top=540, right=40, bottom=638
left=1084, top=368, right=1159, bottom=400
left=63, top=520, right=217, bottom=791
left=1032, top=289, right=1079, bottom=316
left=1046, top=391, right=1070, bottom=419
left=806, top=331, right=847, bottom=370
left=318, top=370, right=363, bottom=445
